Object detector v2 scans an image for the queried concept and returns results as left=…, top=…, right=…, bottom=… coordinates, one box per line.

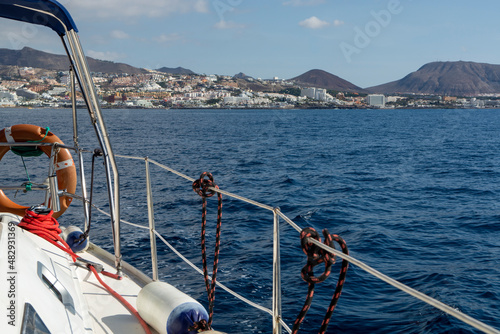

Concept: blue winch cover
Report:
left=0, top=0, right=78, bottom=36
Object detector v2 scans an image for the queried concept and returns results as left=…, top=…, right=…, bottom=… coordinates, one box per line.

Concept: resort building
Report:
left=301, top=87, right=330, bottom=102
left=366, top=94, right=386, bottom=108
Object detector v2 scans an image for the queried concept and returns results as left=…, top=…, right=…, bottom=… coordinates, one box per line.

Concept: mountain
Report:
left=156, top=66, right=196, bottom=75
left=233, top=72, right=252, bottom=80
left=0, top=47, right=147, bottom=74
left=367, top=61, right=500, bottom=96
left=290, top=69, right=364, bottom=92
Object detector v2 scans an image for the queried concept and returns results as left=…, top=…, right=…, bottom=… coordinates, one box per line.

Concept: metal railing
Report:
left=104, top=154, right=500, bottom=334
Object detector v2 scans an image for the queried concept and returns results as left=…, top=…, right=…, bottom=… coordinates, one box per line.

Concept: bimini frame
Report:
left=0, top=0, right=122, bottom=273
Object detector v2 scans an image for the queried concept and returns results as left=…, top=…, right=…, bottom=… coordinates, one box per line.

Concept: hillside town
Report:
left=1, top=66, right=500, bottom=109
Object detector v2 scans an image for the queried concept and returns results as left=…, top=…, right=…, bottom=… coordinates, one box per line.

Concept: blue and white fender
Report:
left=60, top=225, right=89, bottom=253
left=137, top=281, right=212, bottom=334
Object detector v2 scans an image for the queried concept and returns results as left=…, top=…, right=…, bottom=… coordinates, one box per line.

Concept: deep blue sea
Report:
left=1, top=108, right=500, bottom=334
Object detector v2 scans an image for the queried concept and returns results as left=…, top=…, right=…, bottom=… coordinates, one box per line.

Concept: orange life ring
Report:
left=0, top=124, right=77, bottom=218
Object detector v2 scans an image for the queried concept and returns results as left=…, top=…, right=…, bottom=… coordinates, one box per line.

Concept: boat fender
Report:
left=60, top=225, right=88, bottom=253
left=137, top=281, right=209, bottom=334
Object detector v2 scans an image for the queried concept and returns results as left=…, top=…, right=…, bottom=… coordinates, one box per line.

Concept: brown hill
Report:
left=0, top=47, right=147, bottom=74
left=290, top=69, right=364, bottom=92
left=367, top=61, right=500, bottom=96
left=156, top=66, right=196, bottom=75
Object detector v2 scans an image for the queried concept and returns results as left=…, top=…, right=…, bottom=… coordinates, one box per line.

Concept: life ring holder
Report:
left=0, top=124, right=77, bottom=218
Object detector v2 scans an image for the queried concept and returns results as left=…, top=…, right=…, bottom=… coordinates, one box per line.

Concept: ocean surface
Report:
left=1, top=108, right=500, bottom=334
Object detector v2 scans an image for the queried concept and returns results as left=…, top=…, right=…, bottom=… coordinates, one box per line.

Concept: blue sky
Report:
left=1, top=0, right=500, bottom=88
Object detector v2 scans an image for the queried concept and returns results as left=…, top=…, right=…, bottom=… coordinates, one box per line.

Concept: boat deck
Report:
left=73, top=244, right=157, bottom=334
left=0, top=213, right=153, bottom=333
left=1, top=213, right=226, bottom=334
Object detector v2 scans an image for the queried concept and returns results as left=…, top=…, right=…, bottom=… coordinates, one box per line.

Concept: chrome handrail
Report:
left=145, top=157, right=159, bottom=281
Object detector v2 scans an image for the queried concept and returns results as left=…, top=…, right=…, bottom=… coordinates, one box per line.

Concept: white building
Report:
left=301, top=88, right=316, bottom=99
left=0, top=91, right=17, bottom=101
left=60, top=75, right=71, bottom=86
left=316, top=89, right=327, bottom=101
left=366, top=94, right=386, bottom=108
left=467, top=98, right=485, bottom=108
left=16, top=88, right=39, bottom=100
left=47, top=87, right=67, bottom=96
left=206, top=75, right=218, bottom=82
left=301, top=87, right=329, bottom=102
left=135, top=100, right=154, bottom=108
left=223, top=96, right=251, bottom=105
left=0, top=91, right=18, bottom=106
left=140, top=82, right=163, bottom=92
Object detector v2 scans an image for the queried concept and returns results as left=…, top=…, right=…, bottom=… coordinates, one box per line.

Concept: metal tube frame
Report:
left=70, top=66, right=90, bottom=232
left=43, top=144, right=56, bottom=206
left=44, top=144, right=60, bottom=211
left=3, top=0, right=121, bottom=274
left=61, top=31, right=122, bottom=273
left=272, top=208, right=283, bottom=334
left=145, top=157, right=159, bottom=281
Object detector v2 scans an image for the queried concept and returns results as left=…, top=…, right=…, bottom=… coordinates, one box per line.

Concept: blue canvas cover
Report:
left=0, top=0, right=78, bottom=36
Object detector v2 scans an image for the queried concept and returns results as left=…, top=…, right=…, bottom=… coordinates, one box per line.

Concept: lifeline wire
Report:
left=88, top=200, right=292, bottom=332
left=110, top=154, right=500, bottom=334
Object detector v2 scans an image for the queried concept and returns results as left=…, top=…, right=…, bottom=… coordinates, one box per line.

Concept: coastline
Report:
left=2, top=105, right=500, bottom=110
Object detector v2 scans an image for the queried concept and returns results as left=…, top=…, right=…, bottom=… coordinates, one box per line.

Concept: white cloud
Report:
left=110, top=30, right=129, bottom=39
left=333, top=19, right=345, bottom=27
left=214, top=20, right=246, bottom=30
left=283, top=0, right=325, bottom=6
left=299, top=16, right=330, bottom=29
left=69, top=0, right=209, bottom=18
left=153, top=33, right=182, bottom=44
left=87, top=50, right=127, bottom=62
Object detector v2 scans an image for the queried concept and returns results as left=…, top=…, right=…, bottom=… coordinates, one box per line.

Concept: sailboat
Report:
left=0, top=1, right=499, bottom=334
